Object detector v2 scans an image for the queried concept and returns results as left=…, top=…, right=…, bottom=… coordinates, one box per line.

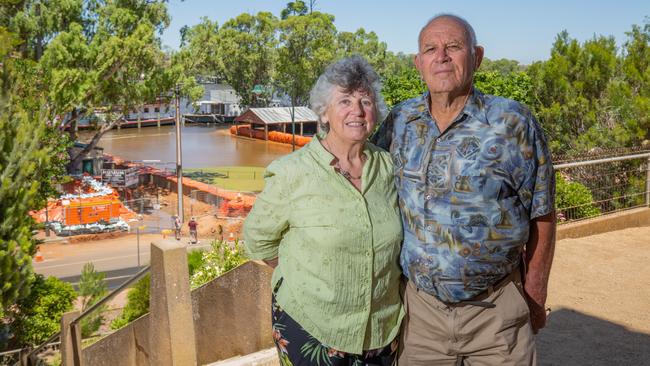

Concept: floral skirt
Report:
left=272, top=294, right=397, bottom=366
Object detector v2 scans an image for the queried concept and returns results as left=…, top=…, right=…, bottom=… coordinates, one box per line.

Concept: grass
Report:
left=184, top=166, right=266, bottom=192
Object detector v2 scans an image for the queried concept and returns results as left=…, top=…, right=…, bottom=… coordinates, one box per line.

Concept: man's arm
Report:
left=524, top=211, right=556, bottom=334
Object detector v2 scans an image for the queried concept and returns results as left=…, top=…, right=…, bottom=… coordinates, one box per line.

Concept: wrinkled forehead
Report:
left=418, top=17, right=470, bottom=48
left=330, top=86, right=374, bottom=100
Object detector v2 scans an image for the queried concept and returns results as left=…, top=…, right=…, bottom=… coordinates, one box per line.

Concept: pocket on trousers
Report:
left=498, top=281, right=531, bottom=328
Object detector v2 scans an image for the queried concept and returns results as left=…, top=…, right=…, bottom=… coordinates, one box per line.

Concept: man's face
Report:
left=414, top=17, right=483, bottom=96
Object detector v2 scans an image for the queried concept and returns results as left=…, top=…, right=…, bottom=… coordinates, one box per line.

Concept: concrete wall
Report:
left=80, top=260, right=273, bottom=366
left=82, top=313, right=150, bottom=366
left=557, top=207, right=650, bottom=240
left=192, top=261, right=274, bottom=365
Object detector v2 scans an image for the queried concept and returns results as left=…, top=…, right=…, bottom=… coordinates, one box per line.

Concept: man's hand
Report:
left=524, top=211, right=556, bottom=334
left=524, top=279, right=548, bottom=334
left=263, top=257, right=279, bottom=268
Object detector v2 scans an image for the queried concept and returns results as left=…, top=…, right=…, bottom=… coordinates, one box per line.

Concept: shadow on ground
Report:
left=538, top=307, right=650, bottom=365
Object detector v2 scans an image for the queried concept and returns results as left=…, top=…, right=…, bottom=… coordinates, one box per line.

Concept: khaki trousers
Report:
left=398, top=273, right=536, bottom=366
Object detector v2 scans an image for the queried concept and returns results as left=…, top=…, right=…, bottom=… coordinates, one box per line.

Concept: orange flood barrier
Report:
left=230, top=125, right=312, bottom=147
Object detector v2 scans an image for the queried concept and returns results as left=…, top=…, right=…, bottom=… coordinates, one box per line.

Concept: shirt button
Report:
left=426, top=225, right=433, bottom=232
left=425, top=194, right=432, bottom=200
left=436, top=138, right=442, bottom=143
left=366, top=251, right=371, bottom=257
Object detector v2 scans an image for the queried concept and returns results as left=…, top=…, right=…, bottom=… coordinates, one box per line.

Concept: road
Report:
left=33, top=233, right=211, bottom=289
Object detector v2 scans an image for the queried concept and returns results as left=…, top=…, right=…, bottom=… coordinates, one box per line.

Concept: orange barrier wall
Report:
left=230, top=125, right=312, bottom=147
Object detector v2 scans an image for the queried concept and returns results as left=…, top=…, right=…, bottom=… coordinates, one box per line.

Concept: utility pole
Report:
left=175, top=84, right=184, bottom=223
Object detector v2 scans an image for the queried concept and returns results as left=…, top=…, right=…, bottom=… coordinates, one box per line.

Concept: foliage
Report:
left=0, top=104, right=54, bottom=309
left=190, top=240, right=247, bottom=289
left=187, top=250, right=204, bottom=277
left=526, top=23, right=650, bottom=154
left=474, top=71, right=533, bottom=106
left=3, top=275, right=76, bottom=348
left=219, top=12, right=279, bottom=107
left=110, top=274, right=149, bottom=330
left=78, top=263, right=108, bottom=338
left=276, top=11, right=336, bottom=106
left=555, top=173, right=601, bottom=221
left=381, top=66, right=425, bottom=107
left=479, top=58, right=524, bottom=74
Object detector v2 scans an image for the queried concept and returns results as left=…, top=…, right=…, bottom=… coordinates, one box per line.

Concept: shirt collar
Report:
left=307, top=134, right=372, bottom=167
left=408, top=87, right=489, bottom=126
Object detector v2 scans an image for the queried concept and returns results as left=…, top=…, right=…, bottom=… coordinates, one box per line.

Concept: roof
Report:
left=234, top=107, right=318, bottom=125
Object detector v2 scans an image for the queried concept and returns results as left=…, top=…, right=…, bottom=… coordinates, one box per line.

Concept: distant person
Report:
left=188, top=217, right=198, bottom=244
left=372, top=14, right=556, bottom=365
left=244, top=56, right=403, bottom=365
left=172, top=214, right=181, bottom=240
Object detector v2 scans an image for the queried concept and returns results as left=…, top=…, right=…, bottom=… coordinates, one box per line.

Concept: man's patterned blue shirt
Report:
left=372, top=88, right=555, bottom=303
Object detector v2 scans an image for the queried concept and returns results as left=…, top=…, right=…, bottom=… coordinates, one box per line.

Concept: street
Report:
left=33, top=232, right=211, bottom=289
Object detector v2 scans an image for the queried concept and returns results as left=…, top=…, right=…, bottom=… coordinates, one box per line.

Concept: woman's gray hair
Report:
left=309, top=55, right=387, bottom=133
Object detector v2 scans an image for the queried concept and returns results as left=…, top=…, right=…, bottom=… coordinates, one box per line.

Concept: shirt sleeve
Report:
left=243, top=160, right=290, bottom=260
left=370, top=109, right=394, bottom=151
left=517, top=112, right=556, bottom=219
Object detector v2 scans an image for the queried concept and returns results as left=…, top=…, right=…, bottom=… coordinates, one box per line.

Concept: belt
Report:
left=414, top=269, right=520, bottom=309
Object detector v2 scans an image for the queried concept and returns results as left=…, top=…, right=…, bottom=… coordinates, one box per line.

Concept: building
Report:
left=233, top=106, right=318, bottom=140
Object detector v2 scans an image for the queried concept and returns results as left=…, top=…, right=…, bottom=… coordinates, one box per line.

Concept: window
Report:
left=143, top=107, right=150, bottom=113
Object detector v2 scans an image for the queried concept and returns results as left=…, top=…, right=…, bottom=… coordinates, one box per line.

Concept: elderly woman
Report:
left=244, top=55, right=403, bottom=366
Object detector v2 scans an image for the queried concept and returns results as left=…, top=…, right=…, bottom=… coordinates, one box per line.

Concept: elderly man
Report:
left=372, top=14, right=556, bottom=365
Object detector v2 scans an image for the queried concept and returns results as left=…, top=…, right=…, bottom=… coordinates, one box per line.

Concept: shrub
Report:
left=555, top=173, right=601, bottom=221
left=4, top=275, right=76, bottom=348
left=110, top=274, right=149, bottom=330
left=187, top=250, right=204, bottom=277
left=78, top=263, right=108, bottom=338
left=190, top=240, right=247, bottom=289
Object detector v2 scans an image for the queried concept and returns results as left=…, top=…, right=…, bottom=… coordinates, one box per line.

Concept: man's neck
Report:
left=428, top=87, right=472, bottom=133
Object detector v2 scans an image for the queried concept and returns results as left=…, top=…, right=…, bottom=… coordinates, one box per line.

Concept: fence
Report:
left=554, top=152, right=650, bottom=224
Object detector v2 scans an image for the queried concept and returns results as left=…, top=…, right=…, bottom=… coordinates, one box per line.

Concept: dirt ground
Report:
left=538, top=226, right=650, bottom=365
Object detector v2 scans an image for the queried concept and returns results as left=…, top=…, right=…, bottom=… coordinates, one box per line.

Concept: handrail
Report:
left=554, top=152, right=650, bottom=169
left=22, top=265, right=151, bottom=366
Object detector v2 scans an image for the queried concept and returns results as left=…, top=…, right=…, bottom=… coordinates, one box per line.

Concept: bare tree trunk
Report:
left=67, top=116, right=123, bottom=173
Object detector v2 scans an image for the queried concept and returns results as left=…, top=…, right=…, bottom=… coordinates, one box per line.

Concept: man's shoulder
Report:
left=389, top=94, right=428, bottom=121
left=479, top=92, right=534, bottom=122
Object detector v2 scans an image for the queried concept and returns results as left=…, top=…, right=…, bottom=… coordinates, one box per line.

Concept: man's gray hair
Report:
left=309, top=55, right=387, bottom=133
left=418, top=13, right=478, bottom=55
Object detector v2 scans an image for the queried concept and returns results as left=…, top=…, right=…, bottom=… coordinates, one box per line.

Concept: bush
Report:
left=78, top=263, right=108, bottom=338
left=110, top=274, right=149, bottom=330
left=4, top=275, right=76, bottom=348
left=187, top=250, right=204, bottom=277
left=190, top=240, right=247, bottom=289
left=555, top=173, right=601, bottom=221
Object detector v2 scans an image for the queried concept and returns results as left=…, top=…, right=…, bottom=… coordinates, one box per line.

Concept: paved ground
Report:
left=539, top=226, right=650, bottom=365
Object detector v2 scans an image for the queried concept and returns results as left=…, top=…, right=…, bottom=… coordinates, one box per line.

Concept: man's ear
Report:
left=474, top=46, right=484, bottom=71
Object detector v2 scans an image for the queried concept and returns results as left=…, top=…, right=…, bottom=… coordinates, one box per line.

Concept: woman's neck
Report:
left=321, top=135, right=365, bottom=164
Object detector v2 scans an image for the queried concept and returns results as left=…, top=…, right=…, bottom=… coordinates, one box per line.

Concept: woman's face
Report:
left=323, top=87, right=377, bottom=144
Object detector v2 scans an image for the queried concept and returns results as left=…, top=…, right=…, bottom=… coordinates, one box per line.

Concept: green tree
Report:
left=336, top=28, right=389, bottom=75
left=479, top=57, right=523, bottom=74
left=78, top=263, right=108, bottom=338
left=3, top=275, right=76, bottom=348
left=276, top=11, right=336, bottom=106
left=381, top=66, right=425, bottom=108
left=218, top=12, right=278, bottom=107
left=474, top=70, right=533, bottom=106
left=7, top=0, right=175, bottom=172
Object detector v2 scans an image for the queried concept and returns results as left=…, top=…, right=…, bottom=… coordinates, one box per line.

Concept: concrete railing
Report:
left=58, top=239, right=273, bottom=366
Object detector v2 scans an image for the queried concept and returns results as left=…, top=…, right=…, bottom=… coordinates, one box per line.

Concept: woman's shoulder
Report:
left=366, top=141, right=392, bottom=161
left=265, top=145, right=312, bottom=176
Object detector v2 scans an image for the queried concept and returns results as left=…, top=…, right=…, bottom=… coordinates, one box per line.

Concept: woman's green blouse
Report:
left=244, top=137, right=404, bottom=354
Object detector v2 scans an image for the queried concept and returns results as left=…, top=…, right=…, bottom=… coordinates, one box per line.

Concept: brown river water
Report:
left=80, top=125, right=294, bottom=168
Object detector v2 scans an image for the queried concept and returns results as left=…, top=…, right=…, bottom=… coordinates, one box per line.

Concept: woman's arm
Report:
left=243, top=161, right=290, bottom=262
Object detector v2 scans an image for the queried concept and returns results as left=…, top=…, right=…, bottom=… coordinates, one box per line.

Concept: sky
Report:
left=161, top=0, right=650, bottom=65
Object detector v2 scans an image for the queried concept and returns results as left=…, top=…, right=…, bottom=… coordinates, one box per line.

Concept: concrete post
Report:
left=149, top=239, right=197, bottom=366
left=60, top=311, right=82, bottom=366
